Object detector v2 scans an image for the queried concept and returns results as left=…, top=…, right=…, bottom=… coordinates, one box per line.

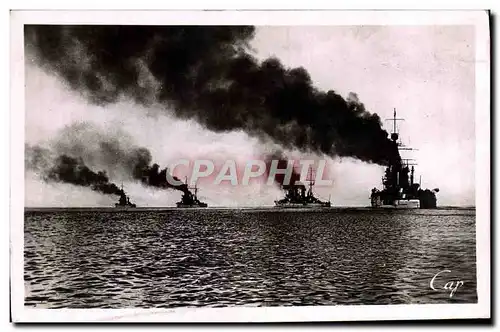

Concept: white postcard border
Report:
left=10, top=9, right=490, bottom=322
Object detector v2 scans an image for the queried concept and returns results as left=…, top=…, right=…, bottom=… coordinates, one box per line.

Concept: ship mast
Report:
left=307, top=167, right=315, bottom=196
left=387, top=108, right=417, bottom=151
left=385, top=108, right=420, bottom=191
left=308, top=167, right=315, bottom=187
left=387, top=108, right=404, bottom=144
left=185, top=177, right=199, bottom=199
left=193, top=184, right=198, bottom=199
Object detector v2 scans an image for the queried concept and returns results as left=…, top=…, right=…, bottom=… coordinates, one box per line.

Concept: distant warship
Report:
left=176, top=180, right=208, bottom=208
left=370, top=109, right=439, bottom=209
left=115, top=185, right=137, bottom=208
left=275, top=168, right=331, bottom=208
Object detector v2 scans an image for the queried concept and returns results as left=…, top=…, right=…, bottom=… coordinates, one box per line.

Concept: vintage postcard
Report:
left=10, top=10, right=490, bottom=322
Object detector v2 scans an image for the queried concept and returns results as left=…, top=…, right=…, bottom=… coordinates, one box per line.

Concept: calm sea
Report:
left=24, top=207, right=477, bottom=308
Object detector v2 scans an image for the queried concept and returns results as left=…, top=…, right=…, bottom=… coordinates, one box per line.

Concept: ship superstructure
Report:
left=176, top=179, right=208, bottom=208
left=370, top=109, right=438, bottom=209
left=275, top=168, right=331, bottom=208
left=115, top=185, right=137, bottom=208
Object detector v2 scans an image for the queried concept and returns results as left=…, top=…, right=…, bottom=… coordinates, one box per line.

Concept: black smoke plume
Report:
left=264, top=152, right=301, bottom=188
left=25, top=25, right=400, bottom=165
left=138, top=162, right=189, bottom=193
left=49, top=122, right=153, bottom=180
left=26, top=123, right=191, bottom=194
left=46, top=154, right=124, bottom=196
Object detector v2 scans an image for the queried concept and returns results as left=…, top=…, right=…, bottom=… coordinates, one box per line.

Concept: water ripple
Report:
left=24, top=208, right=477, bottom=308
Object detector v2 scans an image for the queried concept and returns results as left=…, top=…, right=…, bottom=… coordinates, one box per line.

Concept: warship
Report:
left=370, top=109, right=438, bottom=209
left=176, top=179, right=208, bottom=208
left=275, top=168, right=331, bottom=208
left=115, top=185, right=137, bottom=208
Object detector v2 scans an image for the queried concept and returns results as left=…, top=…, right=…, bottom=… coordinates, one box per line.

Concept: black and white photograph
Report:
left=10, top=10, right=490, bottom=322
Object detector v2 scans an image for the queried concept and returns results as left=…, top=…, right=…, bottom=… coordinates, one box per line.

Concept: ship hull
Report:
left=176, top=204, right=208, bottom=208
left=274, top=202, right=331, bottom=208
left=371, top=199, right=420, bottom=209
left=114, top=205, right=137, bottom=209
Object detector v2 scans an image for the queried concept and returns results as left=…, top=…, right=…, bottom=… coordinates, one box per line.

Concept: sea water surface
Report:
left=24, top=207, right=477, bottom=308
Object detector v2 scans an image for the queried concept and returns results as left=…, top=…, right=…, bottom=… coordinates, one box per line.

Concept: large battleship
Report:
left=115, top=185, right=137, bottom=208
left=370, top=109, right=438, bottom=209
left=176, top=180, right=208, bottom=208
left=275, top=169, right=331, bottom=208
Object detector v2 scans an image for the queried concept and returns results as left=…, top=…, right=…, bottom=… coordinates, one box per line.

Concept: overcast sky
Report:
left=252, top=26, right=476, bottom=204
left=25, top=25, right=476, bottom=207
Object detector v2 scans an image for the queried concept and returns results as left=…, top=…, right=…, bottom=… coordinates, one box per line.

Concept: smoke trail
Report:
left=25, top=25, right=400, bottom=166
left=25, top=144, right=54, bottom=172
left=45, top=154, right=124, bottom=196
left=138, top=162, right=189, bottom=193
left=49, top=122, right=152, bottom=180
left=264, top=151, right=301, bottom=188
left=26, top=123, right=191, bottom=194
